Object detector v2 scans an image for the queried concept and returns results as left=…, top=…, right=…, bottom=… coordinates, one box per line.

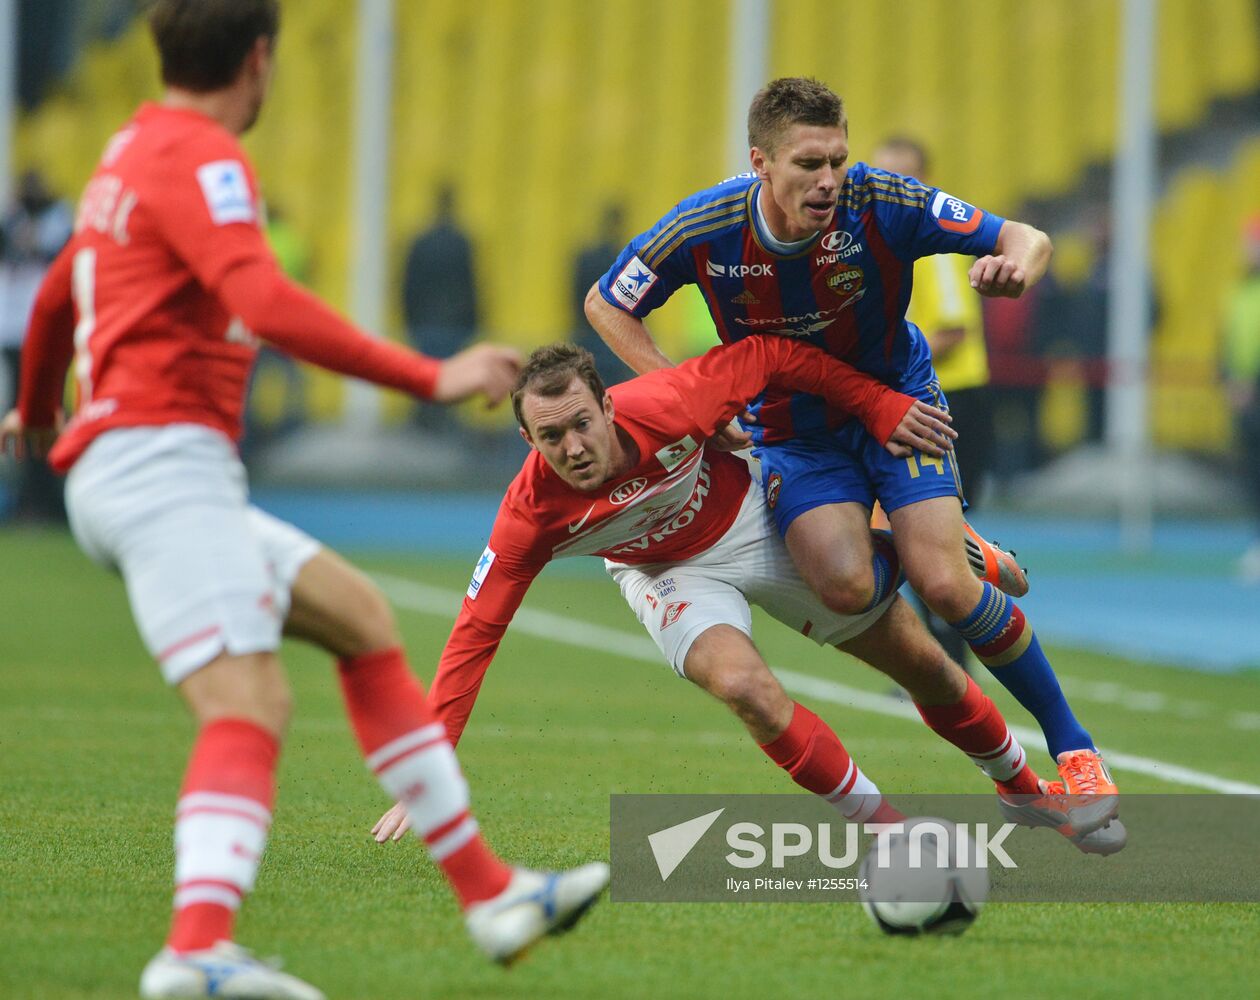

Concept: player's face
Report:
left=752, top=123, right=849, bottom=241
left=520, top=379, right=618, bottom=492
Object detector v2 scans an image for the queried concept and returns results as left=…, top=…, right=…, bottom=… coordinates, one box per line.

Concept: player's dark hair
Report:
left=148, top=0, right=280, bottom=92
left=748, top=77, right=846, bottom=154
left=512, top=344, right=607, bottom=431
left=874, top=135, right=931, bottom=177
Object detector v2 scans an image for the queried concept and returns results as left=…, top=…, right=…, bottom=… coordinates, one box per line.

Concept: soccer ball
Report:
left=857, top=816, right=989, bottom=936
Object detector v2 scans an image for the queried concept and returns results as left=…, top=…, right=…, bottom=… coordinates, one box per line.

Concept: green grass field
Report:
left=2, top=527, right=1258, bottom=999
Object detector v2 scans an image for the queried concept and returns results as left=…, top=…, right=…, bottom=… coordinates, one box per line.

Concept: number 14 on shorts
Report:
left=904, top=451, right=947, bottom=479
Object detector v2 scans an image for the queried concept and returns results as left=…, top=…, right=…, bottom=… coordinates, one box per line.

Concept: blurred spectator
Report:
left=1222, top=215, right=1260, bottom=583
left=984, top=292, right=1047, bottom=477
left=402, top=183, right=477, bottom=361
left=0, top=169, right=72, bottom=522
left=1033, top=210, right=1158, bottom=453
left=243, top=204, right=312, bottom=458
left=572, top=203, right=633, bottom=384
left=1034, top=213, right=1110, bottom=446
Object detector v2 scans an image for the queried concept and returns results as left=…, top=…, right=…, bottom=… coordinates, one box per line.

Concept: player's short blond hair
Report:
left=747, top=77, right=847, bottom=155
left=512, top=344, right=608, bottom=432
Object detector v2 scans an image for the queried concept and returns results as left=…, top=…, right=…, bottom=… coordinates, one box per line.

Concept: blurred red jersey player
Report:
left=1, top=2, right=606, bottom=996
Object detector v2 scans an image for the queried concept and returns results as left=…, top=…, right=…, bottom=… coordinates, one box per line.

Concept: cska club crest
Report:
left=826, top=265, right=864, bottom=297
left=766, top=472, right=783, bottom=509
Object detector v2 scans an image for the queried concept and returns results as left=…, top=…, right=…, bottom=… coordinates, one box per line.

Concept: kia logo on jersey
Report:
left=930, top=191, right=985, bottom=235
left=820, top=230, right=855, bottom=252
left=610, top=477, right=649, bottom=505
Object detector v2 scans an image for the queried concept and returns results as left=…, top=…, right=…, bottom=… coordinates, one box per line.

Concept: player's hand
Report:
left=969, top=254, right=1027, bottom=298
left=708, top=412, right=754, bottom=452
left=0, top=408, right=61, bottom=460
left=882, top=400, right=956, bottom=459
left=432, top=343, right=523, bottom=408
left=371, top=800, right=412, bottom=843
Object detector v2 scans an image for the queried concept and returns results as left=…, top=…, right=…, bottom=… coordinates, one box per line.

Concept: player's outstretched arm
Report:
left=432, top=343, right=522, bottom=407
left=584, top=281, right=675, bottom=375
left=676, top=335, right=955, bottom=457
left=7, top=242, right=76, bottom=453
left=585, top=282, right=753, bottom=451
left=969, top=221, right=1052, bottom=299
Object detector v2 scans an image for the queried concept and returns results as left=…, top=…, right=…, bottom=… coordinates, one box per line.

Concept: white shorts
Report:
left=65, top=424, right=321, bottom=685
left=606, top=478, right=894, bottom=677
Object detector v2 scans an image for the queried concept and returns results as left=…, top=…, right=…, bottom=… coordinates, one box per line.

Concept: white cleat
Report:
left=139, top=942, right=325, bottom=1000
left=465, top=862, right=610, bottom=965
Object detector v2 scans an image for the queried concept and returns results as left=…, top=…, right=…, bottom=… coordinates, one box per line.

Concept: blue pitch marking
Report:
left=249, top=490, right=1260, bottom=674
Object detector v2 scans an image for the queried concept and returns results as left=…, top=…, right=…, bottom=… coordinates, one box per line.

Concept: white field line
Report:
left=373, top=571, right=1260, bottom=796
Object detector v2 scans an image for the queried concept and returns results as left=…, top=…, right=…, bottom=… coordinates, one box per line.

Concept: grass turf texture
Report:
left=2, top=527, right=1257, bottom=999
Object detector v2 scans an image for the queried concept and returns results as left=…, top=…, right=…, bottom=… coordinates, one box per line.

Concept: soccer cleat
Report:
left=963, top=521, right=1030, bottom=598
left=465, top=862, right=610, bottom=965
left=139, top=942, right=325, bottom=1000
left=1055, top=748, right=1120, bottom=834
left=998, top=780, right=1127, bottom=856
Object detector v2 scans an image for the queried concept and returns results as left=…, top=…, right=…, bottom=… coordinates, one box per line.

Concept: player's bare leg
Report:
left=682, top=625, right=901, bottom=822
left=887, top=495, right=1117, bottom=827
left=838, top=595, right=1124, bottom=852
left=284, top=549, right=608, bottom=963
left=785, top=502, right=881, bottom=614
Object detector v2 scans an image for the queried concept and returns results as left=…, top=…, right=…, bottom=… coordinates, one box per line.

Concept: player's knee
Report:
left=711, top=663, right=788, bottom=726
left=912, top=569, right=975, bottom=622
left=185, top=653, right=293, bottom=736
left=815, top=572, right=876, bottom=616
left=340, top=580, right=401, bottom=656
left=254, top=674, right=294, bottom=734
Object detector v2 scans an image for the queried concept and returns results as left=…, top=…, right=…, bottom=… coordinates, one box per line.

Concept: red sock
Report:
left=167, top=718, right=279, bottom=954
left=759, top=703, right=901, bottom=821
left=338, top=647, right=511, bottom=907
left=916, top=676, right=1041, bottom=793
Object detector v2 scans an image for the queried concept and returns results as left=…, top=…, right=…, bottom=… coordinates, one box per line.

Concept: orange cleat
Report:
left=963, top=521, right=1029, bottom=598
left=998, top=779, right=1127, bottom=856
left=1054, top=749, right=1120, bottom=835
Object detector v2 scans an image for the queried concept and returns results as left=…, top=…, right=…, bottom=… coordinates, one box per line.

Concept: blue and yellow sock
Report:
left=865, top=529, right=903, bottom=612
left=950, top=583, right=1093, bottom=758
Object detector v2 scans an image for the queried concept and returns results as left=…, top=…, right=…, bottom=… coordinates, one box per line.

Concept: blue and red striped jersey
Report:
left=597, top=163, right=1005, bottom=443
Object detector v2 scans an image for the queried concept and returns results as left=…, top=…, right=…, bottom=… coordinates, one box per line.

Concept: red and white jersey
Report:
left=40, top=104, right=267, bottom=469
left=428, top=334, right=915, bottom=743
left=20, top=103, right=440, bottom=473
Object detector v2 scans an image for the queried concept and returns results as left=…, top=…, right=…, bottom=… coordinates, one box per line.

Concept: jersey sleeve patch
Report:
left=610, top=255, right=659, bottom=310
left=930, top=190, right=984, bottom=235
left=195, top=160, right=257, bottom=226
left=654, top=434, right=698, bottom=471
left=466, top=546, right=497, bottom=599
